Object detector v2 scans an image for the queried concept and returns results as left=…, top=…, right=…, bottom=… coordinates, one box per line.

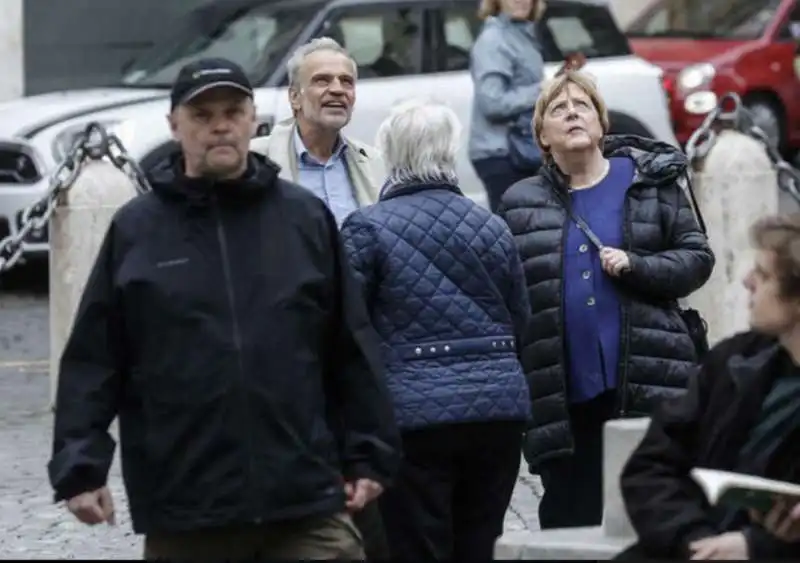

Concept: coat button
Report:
left=587, top=296, right=596, bottom=306
left=492, top=341, right=497, bottom=347
left=415, top=347, right=422, bottom=355
left=444, top=345, right=450, bottom=352
left=430, top=347, right=436, bottom=353
left=582, top=270, right=591, bottom=279
left=579, top=244, right=588, bottom=253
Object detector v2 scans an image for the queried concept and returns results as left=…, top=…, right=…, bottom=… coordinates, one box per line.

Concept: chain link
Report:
left=684, top=92, right=800, bottom=204
left=0, top=122, right=150, bottom=273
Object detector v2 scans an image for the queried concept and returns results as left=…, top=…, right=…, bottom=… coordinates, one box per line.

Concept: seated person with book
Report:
left=617, top=213, right=800, bottom=560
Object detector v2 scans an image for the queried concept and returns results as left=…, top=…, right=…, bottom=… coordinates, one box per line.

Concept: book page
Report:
left=691, top=468, right=800, bottom=511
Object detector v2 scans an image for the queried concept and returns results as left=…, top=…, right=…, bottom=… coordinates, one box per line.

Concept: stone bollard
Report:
left=49, top=160, right=139, bottom=408
left=494, top=418, right=650, bottom=560
left=683, top=129, right=778, bottom=346
left=601, top=418, right=650, bottom=539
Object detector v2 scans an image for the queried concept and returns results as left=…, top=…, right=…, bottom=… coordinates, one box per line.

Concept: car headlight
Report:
left=676, top=63, right=716, bottom=93
left=51, top=120, right=135, bottom=162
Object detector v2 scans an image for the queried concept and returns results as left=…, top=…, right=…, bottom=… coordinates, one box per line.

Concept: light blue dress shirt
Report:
left=294, top=128, right=359, bottom=227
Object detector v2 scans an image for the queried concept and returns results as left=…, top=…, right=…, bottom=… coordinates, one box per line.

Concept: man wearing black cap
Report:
left=47, top=57, right=401, bottom=561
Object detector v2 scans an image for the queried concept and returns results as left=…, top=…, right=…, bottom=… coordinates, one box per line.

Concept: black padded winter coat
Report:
left=498, top=134, right=715, bottom=469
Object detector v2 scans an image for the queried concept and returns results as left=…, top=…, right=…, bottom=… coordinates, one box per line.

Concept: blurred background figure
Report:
left=341, top=98, right=532, bottom=562
left=469, top=0, right=546, bottom=212
left=499, top=70, right=714, bottom=530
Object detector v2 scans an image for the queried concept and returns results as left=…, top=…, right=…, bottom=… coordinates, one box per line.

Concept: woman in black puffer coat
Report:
left=498, top=70, right=715, bottom=530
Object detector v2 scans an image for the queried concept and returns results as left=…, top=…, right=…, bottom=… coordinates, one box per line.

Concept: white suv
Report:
left=0, top=0, right=676, bottom=263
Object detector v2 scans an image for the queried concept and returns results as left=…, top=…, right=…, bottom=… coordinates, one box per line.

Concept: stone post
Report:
left=494, top=418, right=649, bottom=559
left=49, top=160, right=138, bottom=408
left=602, top=418, right=650, bottom=539
left=683, top=129, right=779, bottom=346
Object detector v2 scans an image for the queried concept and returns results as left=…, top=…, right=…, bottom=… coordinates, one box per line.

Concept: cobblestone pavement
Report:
left=0, top=264, right=541, bottom=558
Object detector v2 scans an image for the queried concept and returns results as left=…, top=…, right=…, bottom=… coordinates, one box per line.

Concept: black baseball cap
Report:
left=170, top=58, right=253, bottom=109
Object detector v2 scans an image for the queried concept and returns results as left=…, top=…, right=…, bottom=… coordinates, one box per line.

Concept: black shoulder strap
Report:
left=551, top=171, right=707, bottom=248
left=550, top=187, right=604, bottom=251
left=679, top=172, right=707, bottom=235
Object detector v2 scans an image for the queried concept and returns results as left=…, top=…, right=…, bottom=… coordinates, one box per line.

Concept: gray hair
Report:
left=286, top=37, right=357, bottom=89
left=377, top=98, right=461, bottom=185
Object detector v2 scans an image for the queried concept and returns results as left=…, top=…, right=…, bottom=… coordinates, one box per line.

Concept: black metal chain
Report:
left=0, top=122, right=150, bottom=272
left=684, top=92, right=800, bottom=204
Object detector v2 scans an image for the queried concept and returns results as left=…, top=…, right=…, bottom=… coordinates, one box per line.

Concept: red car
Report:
left=626, top=0, right=800, bottom=157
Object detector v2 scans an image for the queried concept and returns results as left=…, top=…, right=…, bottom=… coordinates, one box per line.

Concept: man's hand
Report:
left=344, top=479, right=383, bottom=512
left=750, top=497, right=800, bottom=542
left=599, top=247, right=630, bottom=277
left=66, top=486, right=116, bottom=526
left=689, top=532, right=749, bottom=560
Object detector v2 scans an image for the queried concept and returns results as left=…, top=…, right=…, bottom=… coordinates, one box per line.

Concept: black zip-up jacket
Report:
left=47, top=153, right=401, bottom=534
left=621, top=331, right=800, bottom=559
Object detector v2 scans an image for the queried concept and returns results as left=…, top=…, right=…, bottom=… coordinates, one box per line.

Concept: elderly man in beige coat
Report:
left=251, top=36, right=390, bottom=561
left=251, top=37, right=384, bottom=223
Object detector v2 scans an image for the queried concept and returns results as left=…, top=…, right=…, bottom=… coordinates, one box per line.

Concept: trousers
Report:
left=143, top=512, right=364, bottom=561
left=379, top=421, right=523, bottom=562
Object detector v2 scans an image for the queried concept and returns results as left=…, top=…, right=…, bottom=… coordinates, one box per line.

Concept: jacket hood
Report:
left=148, top=151, right=280, bottom=207
left=603, top=134, right=688, bottom=183
left=542, top=134, right=688, bottom=190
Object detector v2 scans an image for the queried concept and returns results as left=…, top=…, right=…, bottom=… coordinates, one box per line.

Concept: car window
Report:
left=121, top=3, right=316, bottom=87
left=627, top=0, right=783, bottom=40
left=431, top=1, right=630, bottom=72
left=314, top=6, right=423, bottom=78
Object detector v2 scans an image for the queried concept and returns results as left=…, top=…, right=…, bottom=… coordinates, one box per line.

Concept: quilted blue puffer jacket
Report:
left=340, top=181, right=532, bottom=430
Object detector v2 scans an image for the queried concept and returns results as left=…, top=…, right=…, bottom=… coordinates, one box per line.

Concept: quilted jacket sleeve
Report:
left=620, top=179, right=714, bottom=301
left=340, top=212, right=380, bottom=307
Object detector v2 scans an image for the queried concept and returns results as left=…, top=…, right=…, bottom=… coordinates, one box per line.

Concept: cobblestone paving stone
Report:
left=0, top=265, right=541, bottom=558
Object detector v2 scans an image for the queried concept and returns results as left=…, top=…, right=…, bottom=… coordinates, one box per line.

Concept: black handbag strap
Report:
left=679, top=172, right=707, bottom=235
left=551, top=170, right=707, bottom=245
left=550, top=187, right=604, bottom=251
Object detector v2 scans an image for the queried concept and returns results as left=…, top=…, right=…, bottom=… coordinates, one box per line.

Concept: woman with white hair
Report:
left=498, top=70, right=715, bottom=529
left=340, top=99, right=532, bottom=561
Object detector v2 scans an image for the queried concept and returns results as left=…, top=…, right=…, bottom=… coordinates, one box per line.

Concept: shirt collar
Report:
left=294, top=126, right=348, bottom=162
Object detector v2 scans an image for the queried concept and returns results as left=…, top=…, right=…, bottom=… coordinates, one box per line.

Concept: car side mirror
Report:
left=255, top=120, right=273, bottom=137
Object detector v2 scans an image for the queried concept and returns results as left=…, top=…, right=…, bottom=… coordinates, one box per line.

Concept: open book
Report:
left=691, top=468, right=800, bottom=513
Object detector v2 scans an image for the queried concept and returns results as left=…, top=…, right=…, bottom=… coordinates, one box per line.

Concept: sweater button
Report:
left=415, top=347, right=422, bottom=355
left=430, top=346, right=436, bottom=353
left=444, top=345, right=450, bottom=352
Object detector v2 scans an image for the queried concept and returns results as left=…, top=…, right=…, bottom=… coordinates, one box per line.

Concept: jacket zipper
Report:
left=213, top=198, right=259, bottom=522
left=616, top=190, right=633, bottom=417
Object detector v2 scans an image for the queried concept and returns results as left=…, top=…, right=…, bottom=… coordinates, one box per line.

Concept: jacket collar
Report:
left=380, top=180, right=462, bottom=201
left=148, top=152, right=279, bottom=208
left=292, top=125, right=348, bottom=163
left=541, top=133, right=690, bottom=194
left=728, top=342, right=784, bottom=391
left=255, top=118, right=381, bottom=205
